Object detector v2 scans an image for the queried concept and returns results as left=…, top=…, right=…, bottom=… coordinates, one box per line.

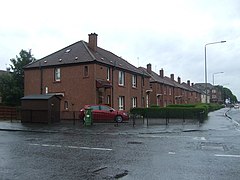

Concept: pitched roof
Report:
left=138, top=67, right=174, bottom=86
left=24, top=41, right=146, bottom=76
left=21, top=94, right=62, bottom=100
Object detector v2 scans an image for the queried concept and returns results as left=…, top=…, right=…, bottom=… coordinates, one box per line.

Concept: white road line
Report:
left=214, top=154, right=240, bottom=158
left=29, top=143, right=112, bottom=151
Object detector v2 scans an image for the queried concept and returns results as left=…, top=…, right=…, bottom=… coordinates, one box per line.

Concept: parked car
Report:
left=79, top=104, right=129, bottom=123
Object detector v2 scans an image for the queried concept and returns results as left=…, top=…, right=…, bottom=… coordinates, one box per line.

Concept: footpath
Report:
left=0, top=108, right=238, bottom=135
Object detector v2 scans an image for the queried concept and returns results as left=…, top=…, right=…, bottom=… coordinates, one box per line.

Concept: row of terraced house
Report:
left=23, top=33, right=203, bottom=113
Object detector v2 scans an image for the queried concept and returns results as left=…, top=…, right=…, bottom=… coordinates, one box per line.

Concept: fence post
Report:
left=182, top=109, right=185, bottom=123
left=165, top=109, right=169, bottom=125
left=132, top=114, right=135, bottom=127
left=146, top=113, right=149, bottom=127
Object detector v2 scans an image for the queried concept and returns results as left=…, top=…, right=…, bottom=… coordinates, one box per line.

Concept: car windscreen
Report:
left=89, top=105, right=100, bottom=110
left=100, top=105, right=113, bottom=111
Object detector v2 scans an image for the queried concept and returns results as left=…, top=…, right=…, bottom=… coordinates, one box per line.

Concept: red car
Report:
left=79, top=105, right=129, bottom=123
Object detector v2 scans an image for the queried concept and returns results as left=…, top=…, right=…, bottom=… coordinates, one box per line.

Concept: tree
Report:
left=0, top=73, right=19, bottom=106
left=222, top=87, right=238, bottom=104
left=0, top=50, right=35, bottom=106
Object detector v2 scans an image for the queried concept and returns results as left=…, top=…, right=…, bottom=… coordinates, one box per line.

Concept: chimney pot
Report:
left=187, top=80, right=190, bottom=86
left=170, top=74, right=174, bottom=81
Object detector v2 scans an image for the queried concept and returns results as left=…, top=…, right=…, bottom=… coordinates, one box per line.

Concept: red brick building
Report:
left=24, top=33, right=150, bottom=112
left=139, top=64, right=201, bottom=107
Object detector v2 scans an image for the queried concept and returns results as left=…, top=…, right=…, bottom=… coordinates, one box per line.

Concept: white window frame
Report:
left=45, top=86, right=48, bottom=94
left=107, top=67, right=110, bottom=81
left=132, top=97, right=137, bottom=108
left=54, top=68, right=61, bottom=81
left=118, top=96, right=125, bottom=110
left=132, top=75, right=137, bottom=88
left=169, top=88, right=172, bottom=95
left=118, top=71, right=125, bottom=86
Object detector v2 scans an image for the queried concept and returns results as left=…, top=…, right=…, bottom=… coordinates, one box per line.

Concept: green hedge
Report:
left=130, top=103, right=223, bottom=119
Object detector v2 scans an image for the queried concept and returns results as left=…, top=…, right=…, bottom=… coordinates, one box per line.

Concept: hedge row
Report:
left=130, top=103, right=223, bottom=119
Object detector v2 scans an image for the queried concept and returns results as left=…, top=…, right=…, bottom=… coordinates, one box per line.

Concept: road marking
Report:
left=29, top=143, right=112, bottom=151
left=168, top=152, right=176, bottom=155
left=214, top=154, right=240, bottom=158
left=193, top=137, right=206, bottom=141
left=138, top=134, right=206, bottom=141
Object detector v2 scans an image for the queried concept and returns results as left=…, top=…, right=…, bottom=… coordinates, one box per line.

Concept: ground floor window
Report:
left=118, top=96, right=125, bottom=110
left=132, top=97, right=137, bottom=108
left=64, top=101, right=69, bottom=110
left=107, top=95, right=111, bottom=106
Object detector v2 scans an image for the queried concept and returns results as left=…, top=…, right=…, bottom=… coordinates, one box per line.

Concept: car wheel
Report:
left=115, top=115, right=123, bottom=123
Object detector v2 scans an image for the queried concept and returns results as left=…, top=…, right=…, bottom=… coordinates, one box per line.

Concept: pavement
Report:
left=0, top=108, right=238, bottom=135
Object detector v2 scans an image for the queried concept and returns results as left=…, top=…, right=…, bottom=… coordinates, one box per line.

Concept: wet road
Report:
left=1, top=108, right=240, bottom=180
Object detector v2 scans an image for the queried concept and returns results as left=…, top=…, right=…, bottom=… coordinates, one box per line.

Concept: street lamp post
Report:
left=204, top=41, right=226, bottom=103
left=212, top=72, right=224, bottom=86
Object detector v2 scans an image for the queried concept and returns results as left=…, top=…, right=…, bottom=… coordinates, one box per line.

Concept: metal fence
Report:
left=130, top=112, right=204, bottom=127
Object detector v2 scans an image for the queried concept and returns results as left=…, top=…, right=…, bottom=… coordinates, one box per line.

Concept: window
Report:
left=54, top=68, right=61, bottom=81
left=100, top=105, right=112, bottom=111
left=118, top=71, right=125, bottom=86
left=132, top=75, right=137, bottom=88
left=89, top=105, right=100, bottom=110
left=169, top=88, right=172, bottom=95
left=141, top=77, right=145, bottom=86
left=107, top=95, right=111, bottom=105
left=107, top=67, right=110, bottom=81
left=132, top=97, right=137, bottom=108
left=45, top=86, right=48, bottom=94
left=118, top=96, right=125, bottom=110
left=84, top=66, right=89, bottom=77
left=146, top=94, right=149, bottom=108
left=64, top=101, right=68, bottom=110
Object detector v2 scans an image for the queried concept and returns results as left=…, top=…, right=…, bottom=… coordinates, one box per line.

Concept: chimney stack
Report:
left=177, top=77, right=181, bottom=84
left=170, top=74, right=174, bottom=81
left=88, top=33, right=98, bottom=51
left=147, top=64, right=152, bottom=74
left=187, top=80, right=190, bottom=86
left=159, top=68, right=164, bottom=78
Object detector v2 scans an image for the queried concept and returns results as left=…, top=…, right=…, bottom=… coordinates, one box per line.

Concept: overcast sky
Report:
left=0, top=0, right=239, bottom=100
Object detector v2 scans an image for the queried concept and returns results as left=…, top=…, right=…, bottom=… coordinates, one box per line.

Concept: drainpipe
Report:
left=39, top=61, right=43, bottom=94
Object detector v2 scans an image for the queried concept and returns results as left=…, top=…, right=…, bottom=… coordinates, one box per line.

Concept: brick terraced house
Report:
left=139, top=64, right=201, bottom=107
left=24, top=33, right=151, bottom=113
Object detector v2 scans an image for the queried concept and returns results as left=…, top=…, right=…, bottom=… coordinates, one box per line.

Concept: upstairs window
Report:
left=54, top=68, right=61, bottom=81
left=107, top=67, right=110, bottom=81
left=169, top=88, right=172, bottom=95
left=84, top=66, right=89, bottom=77
left=132, top=75, right=137, bottom=88
left=118, top=71, right=125, bottom=86
left=141, top=77, right=145, bottom=86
